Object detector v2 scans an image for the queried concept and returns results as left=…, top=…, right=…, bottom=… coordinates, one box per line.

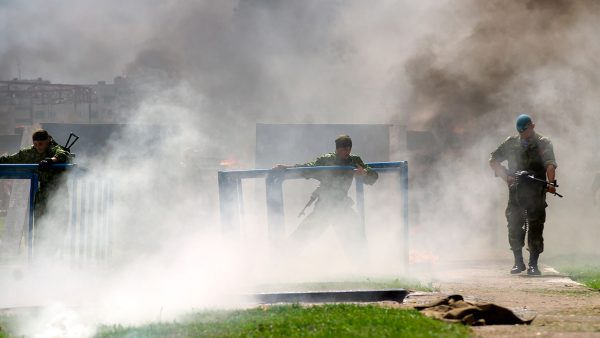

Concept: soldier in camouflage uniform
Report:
left=489, top=115, right=557, bottom=276
left=0, top=129, right=71, bottom=220
left=274, top=135, right=378, bottom=261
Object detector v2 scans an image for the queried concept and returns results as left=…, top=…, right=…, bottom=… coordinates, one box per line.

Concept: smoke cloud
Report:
left=398, top=0, right=600, bottom=258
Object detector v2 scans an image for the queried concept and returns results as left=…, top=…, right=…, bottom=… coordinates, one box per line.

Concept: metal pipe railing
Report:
left=218, top=161, right=409, bottom=269
left=0, top=164, right=74, bottom=170
left=0, top=164, right=111, bottom=263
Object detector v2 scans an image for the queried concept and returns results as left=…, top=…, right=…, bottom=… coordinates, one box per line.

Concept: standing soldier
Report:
left=0, top=129, right=71, bottom=221
left=274, top=134, right=378, bottom=262
left=489, top=114, right=557, bottom=276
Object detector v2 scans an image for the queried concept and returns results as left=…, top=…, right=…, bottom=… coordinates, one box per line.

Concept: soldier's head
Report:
left=335, top=134, right=352, bottom=160
left=516, top=114, right=535, bottom=138
left=32, top=129, right=51, bottom=154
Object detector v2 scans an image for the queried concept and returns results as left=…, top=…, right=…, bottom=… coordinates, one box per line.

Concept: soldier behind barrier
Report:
left=489, top=114, right=558, bottom=276
left=0, top=129, right=72, bottom=223
left=273, top=134, right=378, bottom=262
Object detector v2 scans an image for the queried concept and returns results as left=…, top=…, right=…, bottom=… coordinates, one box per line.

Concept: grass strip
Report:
left=0, top=316, right=13, bottom=338
left=94, top=304, right=470, bottom=338
left=558, top=268, right=600, bottom=290
left=547, top=254, right=600, bottom=290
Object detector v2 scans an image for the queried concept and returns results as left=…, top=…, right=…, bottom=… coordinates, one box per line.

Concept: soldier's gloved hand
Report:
left=38, top=158, right=54, bottom=171
left=354, top=165, right=367, bottom=176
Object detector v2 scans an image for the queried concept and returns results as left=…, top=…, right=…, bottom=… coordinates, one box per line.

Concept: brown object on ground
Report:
left=399, top=257, right=600, bottom=337
left=413, top=294, right=534, bottom=326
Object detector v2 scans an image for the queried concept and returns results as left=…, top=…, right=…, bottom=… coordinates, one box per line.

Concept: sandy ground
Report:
left=402, top=257, right=600, bottom=337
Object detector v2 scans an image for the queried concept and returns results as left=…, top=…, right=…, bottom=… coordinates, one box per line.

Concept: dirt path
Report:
left=403, top=258, right=600, bottom=337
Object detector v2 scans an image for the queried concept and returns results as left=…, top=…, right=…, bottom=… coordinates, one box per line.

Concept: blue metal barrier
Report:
left=0, top=164, right=44, bottom=260
left=0, top=164, right=112, bottom=263
left=218, top=161, right=409, bottom=268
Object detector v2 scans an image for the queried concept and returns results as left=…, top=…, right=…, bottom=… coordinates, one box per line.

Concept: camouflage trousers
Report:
left=34, top=189, right=50, bottom=221
left=288, top=197, right=367, bottom=262
left=33, top=183, right=69, bottom=255
left=505, top=182, right=547, bottom=254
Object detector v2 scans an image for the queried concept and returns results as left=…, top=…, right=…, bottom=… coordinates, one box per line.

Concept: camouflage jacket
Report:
left=0, top=143, right=71, bottom=189
left=490, top=132, right=557, bottom=180
left=297, top=153, right=378, bottom=200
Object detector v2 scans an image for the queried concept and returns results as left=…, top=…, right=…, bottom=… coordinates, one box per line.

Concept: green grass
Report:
left=558, top=268, right=600, bottom=289
left=0, top=316, right=13, bottom=338
left=547, top=254, right=600, bottom=289
left=94, top=304, right=470, bottom=338
left=0, top=278, right=443, bottom=338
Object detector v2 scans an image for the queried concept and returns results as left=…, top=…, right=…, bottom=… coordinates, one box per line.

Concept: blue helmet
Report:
left=516, top=114, right=532, bottom=133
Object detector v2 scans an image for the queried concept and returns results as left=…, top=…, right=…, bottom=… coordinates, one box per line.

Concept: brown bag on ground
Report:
left=414, top=294, right=535, bottom=326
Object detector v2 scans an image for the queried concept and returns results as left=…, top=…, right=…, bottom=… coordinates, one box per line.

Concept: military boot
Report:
left=510, top=249, right=526, bottom=274
left=527, top=251, right=541, bottom=276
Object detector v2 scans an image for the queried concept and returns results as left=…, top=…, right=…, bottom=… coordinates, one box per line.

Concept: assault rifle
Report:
left=514, top=171, right=563, bottom=198
left=50, top=132, right=79, bottom=155
left=63, top=133, right=79, bottom=153
left=298, top=187, right=320, bottom=218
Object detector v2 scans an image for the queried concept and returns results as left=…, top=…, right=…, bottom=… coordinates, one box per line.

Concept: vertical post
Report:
left=27, top=172, right=38, bottom=262
left=88, top=180, right=96, bottom=260
left=236, top=177, right=244, bottom=222
left=98, top=179, right=106, bottom=260
left=400, top=161, right=409, bottom=272
left=218, top=171, right=239, bottom=236
left=265, top=171, right=285, bottom=248
left=107, top=179, right=113, bottom=259
left=79, top=179, right=87, bottom=261
left=355, top=177, right=365, bottom=230
left=70, top=174, right=79, bottom=262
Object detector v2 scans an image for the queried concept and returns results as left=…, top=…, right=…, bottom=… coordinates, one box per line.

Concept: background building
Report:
left=0, top=77, right=137, bottom=136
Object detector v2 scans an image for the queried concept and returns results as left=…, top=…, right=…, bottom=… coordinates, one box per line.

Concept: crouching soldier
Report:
left=0, top=129, right=72, bottom=237
left=274, top=135, right=378, bottom=264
